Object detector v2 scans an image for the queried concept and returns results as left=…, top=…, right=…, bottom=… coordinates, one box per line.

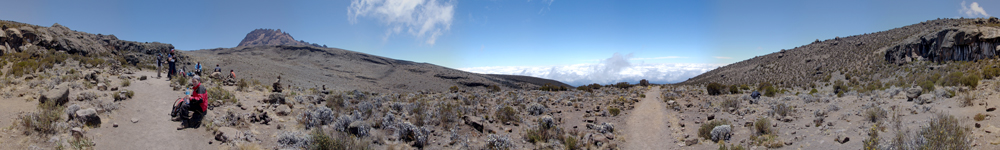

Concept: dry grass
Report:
left=975, top=113, right=986, bottom=121
left=494, top=106, right=519, bottom=124
left=919, top=113, right=969, bottom=150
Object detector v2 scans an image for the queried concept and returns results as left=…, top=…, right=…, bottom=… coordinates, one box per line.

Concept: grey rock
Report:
left=131, top=118, right=139, bottom=123
left=710, top=125, right=732, bottom=142
left=65, top=104, right=80, bottom=120
left=75, top=108, right=100, bottom=126
left=906, top=88, right=921, bottom=101
left=97, top=83, right=107, bottom=91
left=916, top=94, right=935, bottom=105
left=215, top=127, right=240, bottom=143
left=462, top=115, right=485, bottom=133
left=264, top=92, right=285, bottom=104
left=347, top=121, right=369, bottom=137
left=276, top=105, right=291, bottom=116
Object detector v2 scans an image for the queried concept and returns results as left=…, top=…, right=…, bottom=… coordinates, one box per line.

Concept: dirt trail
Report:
left=624, top=86, right=676, bottom=150
left=89, top=71, right=216, bottom=150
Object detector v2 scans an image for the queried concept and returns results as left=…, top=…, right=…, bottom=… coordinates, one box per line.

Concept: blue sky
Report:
left=1, top=0, right=995, bottom=85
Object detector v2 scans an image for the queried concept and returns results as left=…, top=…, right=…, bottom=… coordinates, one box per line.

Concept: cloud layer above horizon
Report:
left=348, top=0, right=455, bottom=45
left=460, top=53, right=723, bottom=86
left=960, top=1, right=990, bottom=17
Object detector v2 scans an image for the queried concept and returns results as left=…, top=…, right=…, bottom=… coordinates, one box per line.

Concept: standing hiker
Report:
left=168, top=50, right=176, bottom=80
left=157, top=53, right=163, bottom=78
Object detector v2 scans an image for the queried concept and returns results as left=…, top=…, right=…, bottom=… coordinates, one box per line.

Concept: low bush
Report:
left=486, top=134, right=514, bottom=150
left=863, top=124, right=880, bottom=150
left=982, top=66, right=1000, bottom=79
left=718, top=142, right=746, bottom=150
left=494, top=106, right=519, bottom=124
left=608, top=106, right=621, bottom=116
left=753, top=117, right=774, bottom=136
left=208, top=86, right=236, bottom=104
left=720, top=97, right=739, bottom=111
left=310, top=129, right=372, bottom=150
left=524, top=116, right=562, bottom=144
left=864, top=107, right=887, bottom=123
left=236, top=79, right=249, bottom=92
left=975, top=113, right=986, bottom=121
left=121, top=79, right=130, bottom=87
left=698, top=120, right=730, bottom=140
left=773, top=103, right=792, bottom=117
left=707, top=82, right=725, bottom=95
left=18, top=97, right=63, bottom=135
left=919, top=114, right=969, bottom=150
left=728, top=85, right=741, bottom=94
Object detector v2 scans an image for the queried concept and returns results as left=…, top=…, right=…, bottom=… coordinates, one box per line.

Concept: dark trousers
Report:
left=173, top=98, right=204, bottom=127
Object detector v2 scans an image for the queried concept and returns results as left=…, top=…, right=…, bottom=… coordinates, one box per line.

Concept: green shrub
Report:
left=208, top=86, right=236, bottom=104
left=975, top=113, right=986, bottom=122
left=728, top=85, right=741, bottom=94
left=608, top=106, right=621, bottom=116
left=918, top=80, right=935, bottom=93
left=494, top=106, right=519, bottom=124
left=982, top=66, right=1000, bottom=79
left=919, top=114, right=969, bottom=150
left=613, top=82, right=632, bottom=89
left=563, top=136, right=579, bottom=150
left=833, top=80, right=848, bottom=97
left=707, top=82, right=725, bottom=95
left=753, top=117, right=774, bottom=136
left=449, top=86, right=459, bottom=92
left=809, top=88, right=818, bottom=95
left=698, top=120, right=730, bottom=140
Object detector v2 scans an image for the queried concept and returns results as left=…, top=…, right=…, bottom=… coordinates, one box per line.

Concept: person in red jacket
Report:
left=172, top=76, right=208, bottom=130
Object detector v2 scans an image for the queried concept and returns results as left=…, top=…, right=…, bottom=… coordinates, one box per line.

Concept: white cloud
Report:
left=630, top=56, right=687, bottom=60
left=960, top=1, right=990, bottom=17
left=714, top=56, right=732, bottom=59
left=460, top=53, right=724, bottom=86
left=348, top=0, right=455, bottom=45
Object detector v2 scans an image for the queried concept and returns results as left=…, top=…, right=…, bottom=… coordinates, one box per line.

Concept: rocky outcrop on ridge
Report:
left=1, top=20, right=173, bottom=66
left=885, top=17, right=1000, bottom=64
left=237, top=29, right=323, bottom=47
left=682, top=18, right=1000, bottom=87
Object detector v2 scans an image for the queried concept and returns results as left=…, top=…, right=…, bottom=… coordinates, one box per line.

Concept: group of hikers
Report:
left=156, top=49, right=237, bottom=130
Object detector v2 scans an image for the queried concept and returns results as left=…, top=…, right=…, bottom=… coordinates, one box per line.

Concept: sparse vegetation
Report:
left=121, top=79, right=131, bottom=87
left=698, top=120, right=730, bottom=140
left=863, top=124, right=879, bottom=150
left=18, top=96, right=63, bottom=135
left=208, top=86, right=236, bottom=104
left=707, top=82, right=725, bottom=95
left=538, top=83, right=568, bottom=91
left=975, top=113, right=986, bottom=122
left=864, top=107, right=887, bottom=123
left=236, top=79, right=249, bottom=92
left=919, top=114, right=969, bottom=150
left=494, top=106, right=519, bottom=124
left=310, top=129, right=372, bottom=150
left=719, top=97, right=739, bottom=112
left=608, top=106, right=621, bottom=116
left=750, top=117, right=781, bottom=148
left=773, top=103, right=792, bottom=117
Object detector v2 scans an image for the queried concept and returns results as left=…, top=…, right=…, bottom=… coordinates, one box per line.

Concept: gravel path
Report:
left=89, top=71, right=216, bottom=150
left=624, top=86, right=676, bottom=150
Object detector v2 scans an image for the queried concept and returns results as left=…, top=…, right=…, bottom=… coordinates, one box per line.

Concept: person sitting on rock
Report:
left=214, top=64, right=222, bottom=73
left=229, top=70, right=236, bottom=79
left=195, top=62, right=202, bottom=76
left=172, top=76, right=208, bottom=130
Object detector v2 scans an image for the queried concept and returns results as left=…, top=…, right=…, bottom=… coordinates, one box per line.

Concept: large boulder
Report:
left=710, top=125, right=732, bottom=142
left=276, top=105, right=291, bottom=116
left=264, top=92, right=285, bottom=104
left=906, top=88, right=921, bottom=101
left=916, top=94, right=935, bottom=105
left=463, top=115, right=485, bottom=133
left=75, top=108, right=100, bottom=126
left=39, top=89, right=70, bottom=106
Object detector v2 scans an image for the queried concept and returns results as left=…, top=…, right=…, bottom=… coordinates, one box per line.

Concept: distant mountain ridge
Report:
left=237, top=29, right=324, bottom=47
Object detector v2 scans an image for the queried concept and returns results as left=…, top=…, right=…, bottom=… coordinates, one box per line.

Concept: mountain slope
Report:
left=682, top=18, right=1000, bottom=88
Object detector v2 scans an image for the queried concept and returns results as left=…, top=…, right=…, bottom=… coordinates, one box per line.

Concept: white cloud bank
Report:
left=460, top=53, right=724, bottom=86
left=960, top=1, right=990, bottom=17
left=348, top=0, right=455, bottom=45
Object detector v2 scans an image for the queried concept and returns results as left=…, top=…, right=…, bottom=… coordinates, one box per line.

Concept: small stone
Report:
left=988, top=107, right=996, bottom=112
left=276, top=105, right=291, bottom=116
left=131, top=118, right=139, bottom=123
left=113, top=123, right=118, bottom=128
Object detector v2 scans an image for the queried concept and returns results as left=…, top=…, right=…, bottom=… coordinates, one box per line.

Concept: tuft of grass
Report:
left=121, top=79, right=130, bottom=87
left=236, top=79, right=249, bottom=92
left=809, top=88, right=818, bottom=95
left=18, top=97, right=63, bottom=135
left=975, top=113, right=986, bottom=122
left=753, top=117, right=774, bottom=136
left=718, top=142, right=746, bottom=150
left=608, top=106, right=620, bottom=116
left=310, top=129, right=372, bottom=150
left=208, top=86, right=236, bottom=104
left=728, top=85, right=741, bottom=94
left=70, top=136, right=95, bottom=150
left=773, top=103, right=792, bottom=117
left=919, top=114, right=969, bottom=150
left=864, top=107, right=887, bottom=123
left=961, top=92, right=975, bottom=107
left=698, top=120, right=730, bottom=140
left=720, top=97, right=739, bottom=112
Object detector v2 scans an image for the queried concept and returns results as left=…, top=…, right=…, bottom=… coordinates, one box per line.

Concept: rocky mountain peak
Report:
left=237, top=29, right=312, bottom=47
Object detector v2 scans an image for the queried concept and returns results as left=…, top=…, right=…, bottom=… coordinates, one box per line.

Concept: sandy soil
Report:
left=88, top=71, right=216, bottom=150
left=624, top=86, right=675, bottom=149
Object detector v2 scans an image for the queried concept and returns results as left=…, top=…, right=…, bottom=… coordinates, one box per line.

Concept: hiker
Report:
left=214, top=64, right=222, bottom=73
left=229, top=70, right=236, bottom=79
left=168, top=50, right=176, bottom=80
left=157, top=53, right=162, bottom=78
left=172, top=76, right=208, bottom=130
left=195, top=62, right=202, bottom=76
